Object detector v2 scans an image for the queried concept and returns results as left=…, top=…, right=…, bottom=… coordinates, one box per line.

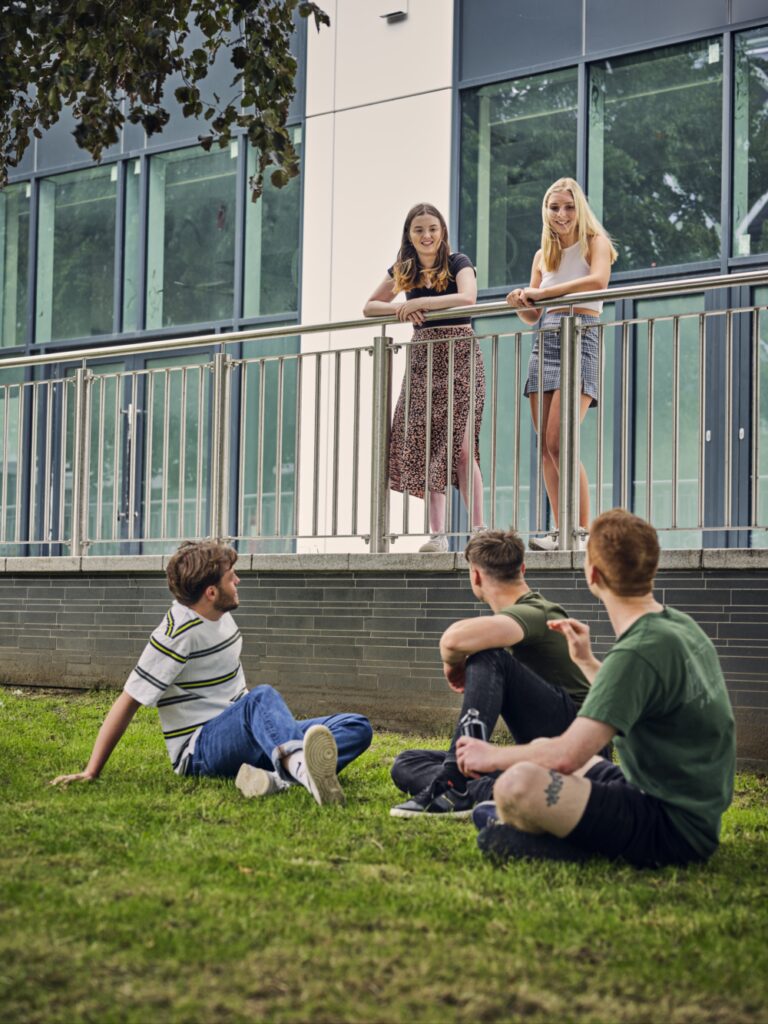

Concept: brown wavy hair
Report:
left=391, top=203, right=452, bottom=295
left=166, top=540, right=238, bottom=606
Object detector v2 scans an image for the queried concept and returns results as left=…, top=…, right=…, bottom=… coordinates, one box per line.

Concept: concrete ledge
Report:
left=0, top=548, right=766, bottom=574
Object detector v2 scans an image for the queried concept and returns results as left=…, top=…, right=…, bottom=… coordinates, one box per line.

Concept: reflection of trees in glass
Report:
left=733, top=29, right=768, bottom=257
left=245, top=136, right=301, bottom=318
left=147, top=147, right=236, bottom=329
left=0, top=184, right=29, bottom=348
left=460, top=69, right=578, bottom=288
left=589, top=41, right=722, bottom=272
left=37, top=167, right=116, bottom=342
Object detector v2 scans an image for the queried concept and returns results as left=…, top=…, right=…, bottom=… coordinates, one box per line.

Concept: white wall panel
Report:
left=307, top=0, right=454, bottom=117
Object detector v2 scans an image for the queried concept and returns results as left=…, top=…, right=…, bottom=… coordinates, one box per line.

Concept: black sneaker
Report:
left=390, top=779, right=475, bottom=819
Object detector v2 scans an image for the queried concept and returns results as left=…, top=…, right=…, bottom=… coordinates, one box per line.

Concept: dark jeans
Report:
left=391, top=648, right=603, bottom=799
left=186, top=684, right=373, bottom=781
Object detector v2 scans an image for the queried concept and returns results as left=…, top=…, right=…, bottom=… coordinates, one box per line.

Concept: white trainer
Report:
left=302, top=724, right=345, bottom=806
left=577, top=529, right=589, bottom=552
left=235, top=764, right=288, bottom=799
left=529, top=530, right=559, bottom=551
left=419, top=532, right=449, bottom=552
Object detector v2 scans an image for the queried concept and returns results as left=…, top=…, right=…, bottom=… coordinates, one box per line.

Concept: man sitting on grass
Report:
left=51, top=540, right=373, bottom=805
left=458, top=509, right=735, bottom=868
left=390, top=529, right=604, bottom=818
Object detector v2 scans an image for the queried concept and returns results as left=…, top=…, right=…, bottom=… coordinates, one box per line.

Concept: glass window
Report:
left=240, top=335, right=300, bottom=552
left=733, top=28, right=768, bottom=258
left=0, top=368, right=26, bottom=552
left=754, top=285, right=768, bottom=547
left=633, top=294, right=705, bottom=547
left=0, top=182, right=30, bottom=348
left=142, top=354, right=211, bottom=549
left=459, top=68, right=578, bottom=290
left=122, top=159, right=142, bottom=332
left=244, top=129, right=302, bottom=318
left=146, top=146, right=237, bottom=329
left=588, top=40, right=723, bottom=272
left=36, top=165, right=117, bottom=343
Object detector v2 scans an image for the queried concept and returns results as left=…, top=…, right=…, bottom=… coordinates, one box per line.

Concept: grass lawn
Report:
left=1, top=687, right=767, bottom=1024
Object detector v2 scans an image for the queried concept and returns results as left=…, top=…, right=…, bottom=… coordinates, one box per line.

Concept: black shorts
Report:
left=566, top=759, right=708, bottom=868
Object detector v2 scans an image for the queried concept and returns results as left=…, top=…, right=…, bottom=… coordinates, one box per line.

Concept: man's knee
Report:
left=494, top=762, right=544, bottom=821
left=245, top=684, right=279, bottom=706
left=349, top=714, right=374, bottom=751
left=466, top=647, right=509, bottom=671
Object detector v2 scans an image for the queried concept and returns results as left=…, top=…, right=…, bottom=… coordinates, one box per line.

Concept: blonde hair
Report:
left=391, top=203, right=452, bottom=295
left=540, top=178, right=618, bottom=273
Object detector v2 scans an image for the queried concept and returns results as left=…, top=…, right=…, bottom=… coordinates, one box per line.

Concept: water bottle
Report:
left=458, top=707, right=487, bottom=741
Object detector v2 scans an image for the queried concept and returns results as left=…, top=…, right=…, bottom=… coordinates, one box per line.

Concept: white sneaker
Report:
left=577, top=529, right=589, bottom=552
left=302, top=724, right=345, bottom=806
left=529, top=530, right=559, bottom=551
left=235, top=764, right=288, bottom=799
left=419, top=532, right=449, bottom=552
left=470, top=524, right=488, bottom=536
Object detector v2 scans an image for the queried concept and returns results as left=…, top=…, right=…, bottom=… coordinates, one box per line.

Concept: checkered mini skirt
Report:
left=524, top=312, right=601, bottom=408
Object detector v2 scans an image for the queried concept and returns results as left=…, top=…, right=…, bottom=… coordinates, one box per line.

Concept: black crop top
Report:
left=387, top=251, right=476, bottom=327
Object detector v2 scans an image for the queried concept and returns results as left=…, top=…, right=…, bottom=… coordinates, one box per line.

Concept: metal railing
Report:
left=0, top=268, right=766, bottom=555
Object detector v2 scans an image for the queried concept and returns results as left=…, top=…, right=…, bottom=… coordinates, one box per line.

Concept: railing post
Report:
left=210, top=352, right=232, bottom=541
left=369, top=328, right=392, bottom=553
left=69, top=367, right=92, bottom=557
left=557, top=315, right=581, bottom=551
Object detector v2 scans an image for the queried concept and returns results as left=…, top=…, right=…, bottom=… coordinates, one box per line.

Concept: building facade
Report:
left=1, top=0, right=767, bottom=553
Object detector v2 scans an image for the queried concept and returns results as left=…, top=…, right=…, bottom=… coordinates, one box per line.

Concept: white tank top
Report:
left=540, top=241, right=603, bottom=314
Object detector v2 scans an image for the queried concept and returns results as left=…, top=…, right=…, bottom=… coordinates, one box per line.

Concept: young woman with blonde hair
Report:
left=507, top=178, right=617, bottom=550
left=364, top=203, right=485, bottom=551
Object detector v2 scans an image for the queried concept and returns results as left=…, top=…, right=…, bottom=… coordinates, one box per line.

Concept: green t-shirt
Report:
left=498, top=591, right=590, bottom=705
left=579, top=607, right=735, bottom=858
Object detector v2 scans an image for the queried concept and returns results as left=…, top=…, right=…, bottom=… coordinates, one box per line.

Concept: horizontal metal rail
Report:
left=0, top=269, right=765, bottom=555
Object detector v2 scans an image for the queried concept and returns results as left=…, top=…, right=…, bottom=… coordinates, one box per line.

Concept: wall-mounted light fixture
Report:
left=380, top=2, right=408, bottom=24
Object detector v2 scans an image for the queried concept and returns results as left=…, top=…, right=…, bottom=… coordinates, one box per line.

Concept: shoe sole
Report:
left=235, top=764, right=275, bottom=799
left=390, top=806, right=473, bottom=820
left=303, top=725, right=345, bottom=806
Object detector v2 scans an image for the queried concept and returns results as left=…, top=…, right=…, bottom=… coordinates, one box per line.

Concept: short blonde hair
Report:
left=540, top=177, right=618, bottom=272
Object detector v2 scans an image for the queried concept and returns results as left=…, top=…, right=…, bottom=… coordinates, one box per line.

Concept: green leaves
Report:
left=0, top=0, right=329, bottom=197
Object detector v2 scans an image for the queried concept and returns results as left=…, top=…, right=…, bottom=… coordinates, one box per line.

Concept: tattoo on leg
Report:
left=545, top=770, right=564, bottom=807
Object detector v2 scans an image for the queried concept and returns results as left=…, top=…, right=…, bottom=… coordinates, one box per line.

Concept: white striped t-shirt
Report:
left=123, top=600, right=246, bottom=774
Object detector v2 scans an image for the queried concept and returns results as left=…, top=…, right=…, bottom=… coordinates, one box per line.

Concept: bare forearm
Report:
left=363, top=300, right=398, bottom=317
left=83, top=693, right=140, bottom=778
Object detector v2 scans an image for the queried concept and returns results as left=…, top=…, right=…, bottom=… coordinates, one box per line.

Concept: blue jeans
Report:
left=186, top=684, right=373, bottom=780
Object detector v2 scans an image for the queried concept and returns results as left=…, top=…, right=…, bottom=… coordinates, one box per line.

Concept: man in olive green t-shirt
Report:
left=457, top=510, right=735, bottom=868
left=390, top=529, right=600, bottom=819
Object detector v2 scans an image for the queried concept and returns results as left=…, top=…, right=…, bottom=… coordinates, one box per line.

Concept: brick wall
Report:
left=1, top=550, right=766, bottom=768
